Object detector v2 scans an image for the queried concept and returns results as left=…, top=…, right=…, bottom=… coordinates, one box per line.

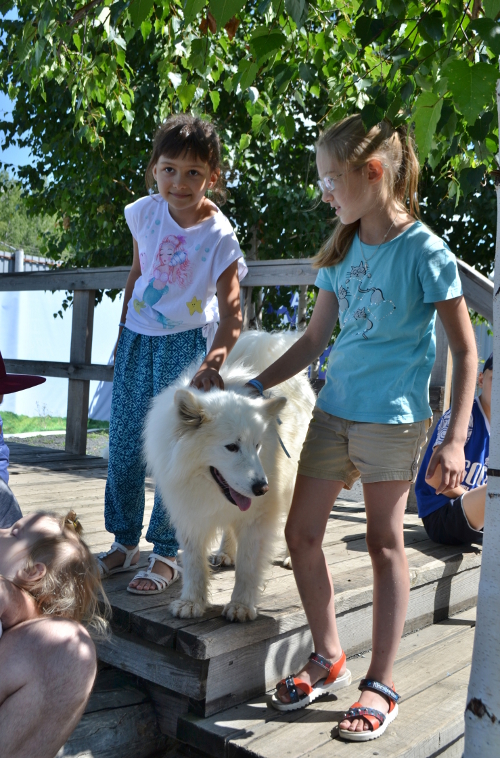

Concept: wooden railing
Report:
left=1, top=258, right=493, bottom=454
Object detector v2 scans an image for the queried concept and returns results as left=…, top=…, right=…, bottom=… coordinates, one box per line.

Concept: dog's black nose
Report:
left=252, top=480, right=269, bottom=496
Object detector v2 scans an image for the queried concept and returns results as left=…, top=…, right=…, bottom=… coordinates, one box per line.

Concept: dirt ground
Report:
left=8, top=430, right=109, bottom=458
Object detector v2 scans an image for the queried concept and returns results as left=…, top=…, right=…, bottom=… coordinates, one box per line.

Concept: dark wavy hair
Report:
left=145, top=114, right=226, bottom=204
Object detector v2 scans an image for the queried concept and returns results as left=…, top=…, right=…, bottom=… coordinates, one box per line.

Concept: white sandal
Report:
left=97, top=542, right=140, bottom=577
left=127, top=553, right=182, bottom=595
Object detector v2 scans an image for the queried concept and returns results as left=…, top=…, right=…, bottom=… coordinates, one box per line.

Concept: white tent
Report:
left=0, top=289, right=122, bottom=420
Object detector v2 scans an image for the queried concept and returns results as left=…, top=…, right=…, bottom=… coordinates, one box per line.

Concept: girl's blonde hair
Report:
left=313, top=115, right=420, bottom=269
left=16, top=510, right=109, bottom=636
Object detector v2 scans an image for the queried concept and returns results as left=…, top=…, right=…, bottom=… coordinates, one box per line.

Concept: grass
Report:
left=0, top=410, right=109, bottom=434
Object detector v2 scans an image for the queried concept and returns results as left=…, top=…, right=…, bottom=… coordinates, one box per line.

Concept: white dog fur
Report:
left=143, top=331, right=315, bottom=622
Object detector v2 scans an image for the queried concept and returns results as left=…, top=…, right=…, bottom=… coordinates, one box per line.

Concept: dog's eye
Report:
left=225, top=443, right=240, bottom=453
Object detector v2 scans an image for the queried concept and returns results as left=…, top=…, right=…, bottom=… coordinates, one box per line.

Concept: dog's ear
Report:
left=175, top=389, right=208, bottom=428
left=262, top=396, right=287, bottom=418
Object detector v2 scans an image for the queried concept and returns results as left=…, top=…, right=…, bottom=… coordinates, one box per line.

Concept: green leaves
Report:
left=459, top=166, right=485, bottom=198
left=250, top=29, right=286, bottom=60
left=469, top=18, right=500, bottom=56
left=413, top=92, right=443, bottom=165
left=177, top=83, right=197, bottom=110
left=285, top=0, right=308, bottom=29
left=209, top=0, right=245, bottom=28
left=239, top=133, right=252, bottom=151
left=484, top=0, right=500, bottom=19
left=239, top=60, right=260, bottom=90
left=4, top=0, right=500, bottom=281
left=129, top=0, right=155, bottom=30
left=445, top=60, right=498, bottom=124
left=209, top=90, right=220, bottom=111
left=183, top=0, right=207, bottom=24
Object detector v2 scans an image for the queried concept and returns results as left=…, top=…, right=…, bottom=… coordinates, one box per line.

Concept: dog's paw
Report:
left=210, top=551, right=235, bottom=567
left=223, top=601, right=257, bottom=622
left=282, top=555, right=292, bottom=570
left=170, top=599, right=206, bottom=618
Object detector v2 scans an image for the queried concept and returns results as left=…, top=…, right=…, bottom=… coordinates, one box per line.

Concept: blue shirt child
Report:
left=415, top=397, right=490, bottom=519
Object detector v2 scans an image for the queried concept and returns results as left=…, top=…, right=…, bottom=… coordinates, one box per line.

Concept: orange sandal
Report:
left=271, top=651, right=351, bottom=712
left=339, top=679, right=399, bottom=741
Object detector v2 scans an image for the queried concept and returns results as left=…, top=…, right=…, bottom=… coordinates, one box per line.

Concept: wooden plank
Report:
left=0, top=265, right=130, bottom=292
left=225, top=666, right=470, bottom=758
left=146, top=682, right=190, bottom=738
left=84, top=668, right=150, bottom=714
left=66, top=290, right=95, bottom=455
left=197, top=561, right=479, bottom=716
left=172, top=546, right=480, bottom=661
left=4, top=358, right=113, bottom=382
left=177, top=608, right=476, bottom=757
left=95, top=629, right=208, bottom=698
left=0, top=259, right=491, bottom=320
left=58, top=701, right=167, bottom=758
left=458, top=258, right=493, bottom=323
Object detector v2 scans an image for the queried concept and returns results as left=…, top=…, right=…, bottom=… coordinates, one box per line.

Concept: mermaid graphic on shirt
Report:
left=133, top=234, right=192, bottom=328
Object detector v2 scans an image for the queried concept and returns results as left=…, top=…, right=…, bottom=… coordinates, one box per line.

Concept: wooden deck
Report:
left=9, top=441, right=481, bottom=758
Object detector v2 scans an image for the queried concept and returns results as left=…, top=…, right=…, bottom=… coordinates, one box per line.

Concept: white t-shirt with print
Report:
left=124, top=195, right=247, bottom=336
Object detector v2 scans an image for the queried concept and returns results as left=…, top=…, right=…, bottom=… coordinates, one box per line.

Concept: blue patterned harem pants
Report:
left=104, top=326, right=206, bottom=556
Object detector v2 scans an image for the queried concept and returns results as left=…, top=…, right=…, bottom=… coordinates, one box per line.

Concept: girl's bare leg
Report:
left=340, top=479, right=410, bottom=732
left=277, top=474, right=347, bottom=703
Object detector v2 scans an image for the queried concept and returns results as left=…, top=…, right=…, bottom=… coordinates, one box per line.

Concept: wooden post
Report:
left=430, top=315, right=452, bottom=413
left=406, top=315, right=452, bottom=513
left=464, top=71, right=500, bottom=756
left=297, top=285, right=308, bottom=330
left=65, top=290, right=95, bottom=455
left=241, top=225, right=261, bottom=330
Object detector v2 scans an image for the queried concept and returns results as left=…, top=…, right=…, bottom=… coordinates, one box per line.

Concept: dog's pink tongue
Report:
left=229, top=487, right=252, bottom=511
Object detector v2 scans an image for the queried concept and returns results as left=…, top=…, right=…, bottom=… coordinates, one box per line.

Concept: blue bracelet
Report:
left=247, top=379, right=264, bottom=395
left=119, top=322, right=126, bottom=328
left=246, top=379, right=290, bottom=458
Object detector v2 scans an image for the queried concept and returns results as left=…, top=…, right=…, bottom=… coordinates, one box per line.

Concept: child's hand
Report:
left=425, top=441, right=465, bottom=495
left=191, top=367, right=224, bottom=392
left=425, top=461, right=465, bottom=498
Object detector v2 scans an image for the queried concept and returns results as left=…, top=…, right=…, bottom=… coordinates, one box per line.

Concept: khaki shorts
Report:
left=297, top=408, right=432, bottom=488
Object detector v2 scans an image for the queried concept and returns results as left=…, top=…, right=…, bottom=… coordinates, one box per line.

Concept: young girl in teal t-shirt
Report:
left=249, top=115, right=477, bottom=741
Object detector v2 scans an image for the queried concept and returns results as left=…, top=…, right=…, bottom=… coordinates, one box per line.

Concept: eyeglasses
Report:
left=316, top=172, right=345, bottom=194
left=317, top=165, right=366, bottom=194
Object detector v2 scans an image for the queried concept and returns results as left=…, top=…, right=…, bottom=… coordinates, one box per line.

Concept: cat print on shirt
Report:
left=338, top=260, right=395, bottom=339
left=345, top=261, right=369, bottom=283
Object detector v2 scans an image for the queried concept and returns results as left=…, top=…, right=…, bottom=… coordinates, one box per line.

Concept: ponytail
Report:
left=312, top=116, right=420, bottom=270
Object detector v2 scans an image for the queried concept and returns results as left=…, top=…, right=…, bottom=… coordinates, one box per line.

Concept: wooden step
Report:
left=58, top=667, right=169, bottom=758
left=10, top=442, right=481, bottom=742
left=96, top=503, right=481, bottom=723
left=177, top=607, right=476, bottom=758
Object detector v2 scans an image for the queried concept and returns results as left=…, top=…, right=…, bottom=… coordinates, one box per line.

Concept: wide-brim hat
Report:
left=0, top=352, right=46, bottom=394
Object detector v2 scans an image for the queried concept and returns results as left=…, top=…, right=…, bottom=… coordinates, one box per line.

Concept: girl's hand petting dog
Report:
left=191, top=367, right=224, bottom=392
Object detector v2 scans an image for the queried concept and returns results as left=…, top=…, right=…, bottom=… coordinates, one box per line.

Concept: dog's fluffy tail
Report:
left=226, top=330, right=301, bottom=376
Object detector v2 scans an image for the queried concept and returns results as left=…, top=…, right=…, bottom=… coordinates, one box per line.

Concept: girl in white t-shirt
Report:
left=98, top=115, right=247, bottom=594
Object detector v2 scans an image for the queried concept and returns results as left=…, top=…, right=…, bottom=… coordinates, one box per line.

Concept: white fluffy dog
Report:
left=143, top=331, right=315, bottom=622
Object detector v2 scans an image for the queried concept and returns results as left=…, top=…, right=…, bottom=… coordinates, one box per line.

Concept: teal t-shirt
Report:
left=315, top=221, right=462, bottom=424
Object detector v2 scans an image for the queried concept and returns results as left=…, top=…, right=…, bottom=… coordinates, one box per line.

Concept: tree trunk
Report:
left=463, top=78, right=500, bottom=755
